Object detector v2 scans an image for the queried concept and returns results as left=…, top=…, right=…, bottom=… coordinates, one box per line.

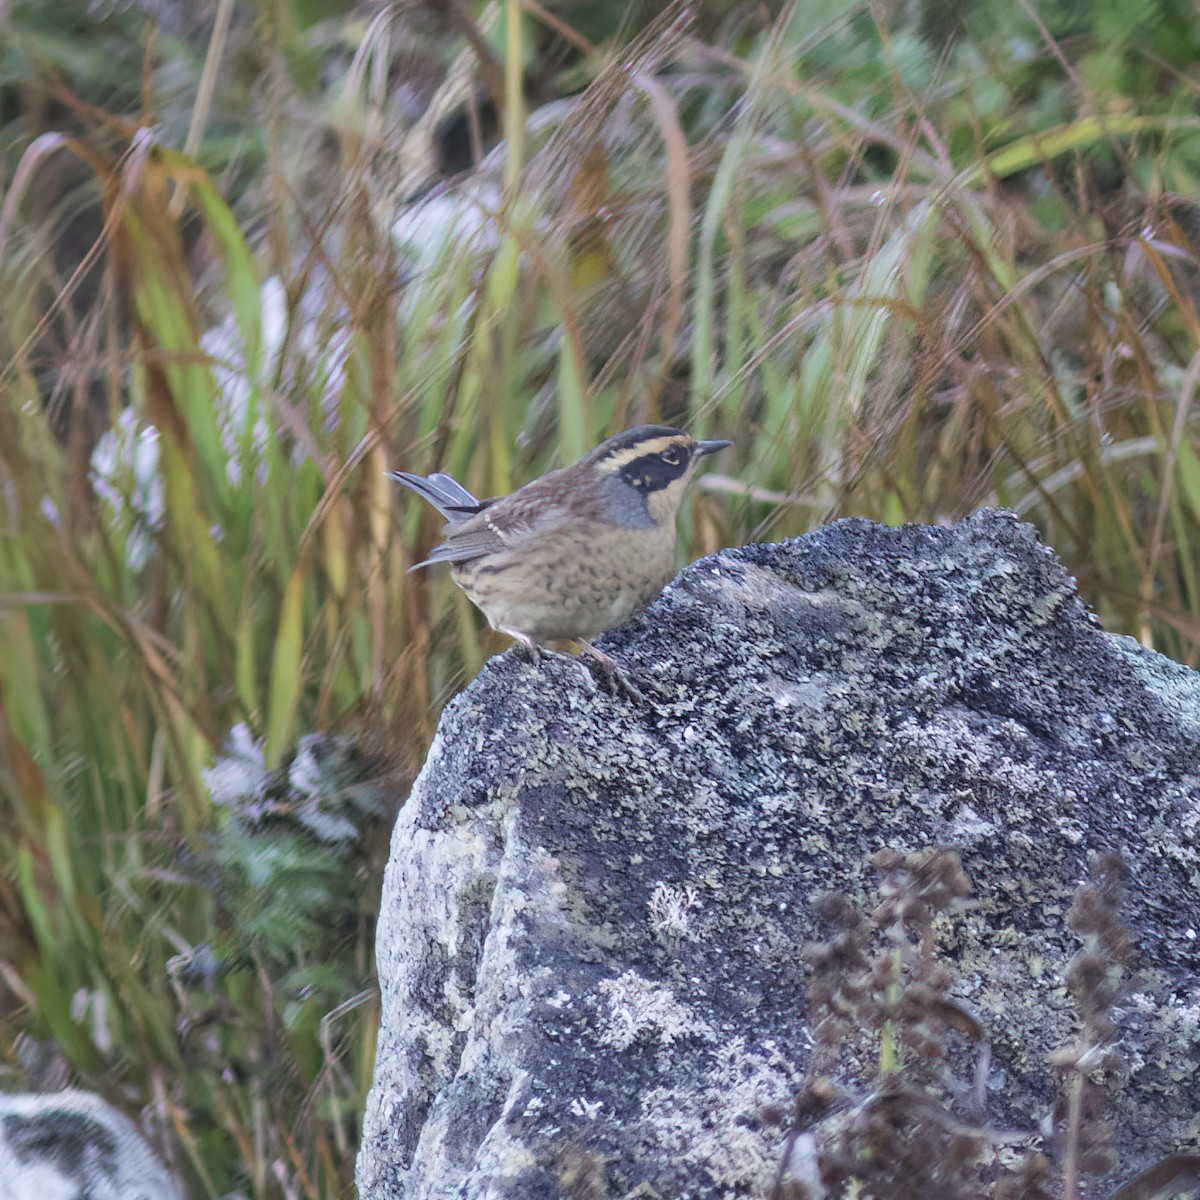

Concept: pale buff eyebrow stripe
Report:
left=596, top=438, right=689, bottom=471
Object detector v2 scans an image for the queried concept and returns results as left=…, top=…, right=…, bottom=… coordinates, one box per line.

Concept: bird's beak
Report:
left=694, top=439, right=732, bottom=458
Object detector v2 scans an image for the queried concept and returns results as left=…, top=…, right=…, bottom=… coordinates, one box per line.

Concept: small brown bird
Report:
left=391, top=425, right=730, bottom=689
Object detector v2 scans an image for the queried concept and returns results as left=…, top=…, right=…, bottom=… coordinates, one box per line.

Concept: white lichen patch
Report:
left=569, top=1096, right=604, bottom=1119
left=596, top=970, right=711, bottom=1050
left=636, top=1037, right=803, bottom=1191
left=648, top=881, right=700, bottom=940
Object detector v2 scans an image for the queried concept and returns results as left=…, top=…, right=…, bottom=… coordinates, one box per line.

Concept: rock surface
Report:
left=0, top=1089, right=182, bottom=1200
left=357, top=509, right=1200, bottom=1198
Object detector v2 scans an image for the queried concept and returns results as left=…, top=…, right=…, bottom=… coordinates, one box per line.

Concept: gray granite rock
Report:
left=0, top=1089, right=181, bottom=1200
left=357, top=509, right=1200, bottom=1198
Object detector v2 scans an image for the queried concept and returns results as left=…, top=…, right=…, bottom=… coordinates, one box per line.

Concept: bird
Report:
left=390, top=425, right=731, bottom=693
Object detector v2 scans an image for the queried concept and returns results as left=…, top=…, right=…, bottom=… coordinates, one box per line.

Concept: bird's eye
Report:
left=660, top=445, right=684, bottom=466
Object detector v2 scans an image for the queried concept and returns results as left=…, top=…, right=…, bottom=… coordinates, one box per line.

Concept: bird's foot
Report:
left=505, top=630, right=572, bottom=672
left=574, top=641, right=655, bottom=702
left=504, top=630, right=654, bottom=702
left=503, top=630, right=542, bottom=665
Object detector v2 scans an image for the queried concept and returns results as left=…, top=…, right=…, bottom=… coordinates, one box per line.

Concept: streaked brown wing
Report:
left=411, top=493, right=555, bottom=569
left=410, top=461, right=603, bottom=570
left=412, top=519, right=508, bottom=568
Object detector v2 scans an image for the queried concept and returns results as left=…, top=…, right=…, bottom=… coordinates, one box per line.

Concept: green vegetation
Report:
left=1, top=0, right=1198, bottom=1194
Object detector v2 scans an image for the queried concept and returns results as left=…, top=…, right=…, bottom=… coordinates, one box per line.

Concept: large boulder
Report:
left=357, top=509, right=1200, bottom=1198
left=0, top=1089, right=182, bottom=1200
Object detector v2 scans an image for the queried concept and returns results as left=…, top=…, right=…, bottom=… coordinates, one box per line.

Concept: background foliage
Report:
left=1, top=0, right=1199, bottom=1194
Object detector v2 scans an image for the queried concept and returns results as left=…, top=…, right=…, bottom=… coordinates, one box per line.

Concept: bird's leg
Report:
left=502, top=629, right=643, bottom=700
left=501, top=628, right=544, bottom=664
left=574, top=640, right=648, bottom=702
left=502, top=629, right=580, bottom=669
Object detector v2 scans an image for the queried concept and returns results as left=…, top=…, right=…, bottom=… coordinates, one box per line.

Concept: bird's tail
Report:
left=388, top=471, right=482, bottom=522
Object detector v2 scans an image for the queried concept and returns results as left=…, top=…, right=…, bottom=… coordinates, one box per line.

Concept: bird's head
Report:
left=588, top=425, right=731, bottom=527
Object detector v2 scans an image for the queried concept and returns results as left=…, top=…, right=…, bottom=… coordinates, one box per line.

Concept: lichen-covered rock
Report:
left=0, top=1089, right=182, bottom=1200
left=357, top=509, right=1200, bottom=1198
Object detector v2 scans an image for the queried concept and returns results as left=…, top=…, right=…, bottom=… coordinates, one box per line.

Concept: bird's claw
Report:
left=506, top=632, right=657, bottom=702
left=575, top=642, right=658, bottom=702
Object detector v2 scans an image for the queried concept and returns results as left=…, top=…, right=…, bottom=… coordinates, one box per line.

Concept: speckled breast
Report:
left=452, top=520, right=677, bottom=643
